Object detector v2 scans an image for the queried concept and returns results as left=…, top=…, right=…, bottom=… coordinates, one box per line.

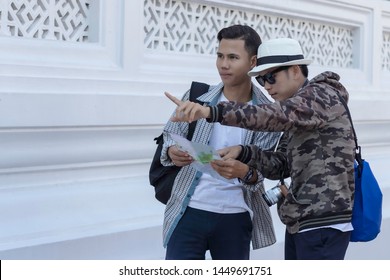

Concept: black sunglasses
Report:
left=255, top=66, right=291, bottom=87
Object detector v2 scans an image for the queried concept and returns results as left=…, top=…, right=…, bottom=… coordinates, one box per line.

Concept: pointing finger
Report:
left=165, top=92, right=183, bottom=106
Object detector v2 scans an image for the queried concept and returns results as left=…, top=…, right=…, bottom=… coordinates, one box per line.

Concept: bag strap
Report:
left=334, top=91, right=363, bottom=173
left=154, top=82, right=209, bottom=144
left=187, top=81, right=210, bottom=140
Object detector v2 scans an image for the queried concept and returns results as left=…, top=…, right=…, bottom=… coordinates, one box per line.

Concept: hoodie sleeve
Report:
left=208, top=74, right=348, bottom=133
left=237, top=134, right=290, bottom=180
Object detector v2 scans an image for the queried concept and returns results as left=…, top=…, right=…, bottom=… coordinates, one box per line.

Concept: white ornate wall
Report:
left=0, top=0, right=389, bottom=259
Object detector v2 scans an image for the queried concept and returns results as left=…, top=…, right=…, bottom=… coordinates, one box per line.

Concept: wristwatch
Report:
left=240, top=167, right=255, bottom=184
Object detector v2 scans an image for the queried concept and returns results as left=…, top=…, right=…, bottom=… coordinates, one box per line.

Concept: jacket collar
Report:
left=196, top=82, right=270, bottom=106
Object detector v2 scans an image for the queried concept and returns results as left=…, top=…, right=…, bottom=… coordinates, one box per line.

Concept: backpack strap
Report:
left=335, top=91, right=363, bottom=175
left=187, top=81, right=210, bottom=140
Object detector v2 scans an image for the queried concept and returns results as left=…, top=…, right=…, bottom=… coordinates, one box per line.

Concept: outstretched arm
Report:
left=165, top=92, right=211, bottom=123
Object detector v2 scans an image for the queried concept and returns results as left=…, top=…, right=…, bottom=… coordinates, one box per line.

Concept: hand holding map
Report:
left=169, top=133, right=234, bottom=183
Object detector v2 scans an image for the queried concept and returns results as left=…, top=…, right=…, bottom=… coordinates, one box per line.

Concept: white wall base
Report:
left=1, top=218, right=389, bottom=260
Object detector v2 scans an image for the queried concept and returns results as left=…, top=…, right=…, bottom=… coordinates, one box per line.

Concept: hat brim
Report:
left=248, top=59, right=312, bottom=77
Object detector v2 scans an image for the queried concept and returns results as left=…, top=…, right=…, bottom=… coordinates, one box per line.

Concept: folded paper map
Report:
left=170, top=133, right=234, bottom=183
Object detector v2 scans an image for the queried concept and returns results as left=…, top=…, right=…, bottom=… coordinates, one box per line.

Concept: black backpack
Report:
left=149, top=82, right=210, bottom=204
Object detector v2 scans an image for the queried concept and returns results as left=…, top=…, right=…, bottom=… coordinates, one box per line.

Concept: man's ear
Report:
left=291, top=65, right=302, bottom=78
left=250, top=55, right=257, bottom=68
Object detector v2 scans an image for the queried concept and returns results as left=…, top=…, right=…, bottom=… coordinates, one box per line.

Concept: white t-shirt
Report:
left=298, top=222, right=353, bottom=233
left=188, top=94, right=252, bottom=217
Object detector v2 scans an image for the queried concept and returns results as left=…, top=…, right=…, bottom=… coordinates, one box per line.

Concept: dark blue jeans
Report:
left=284, top=227, right=351, bottom=260
left=166, top=207, right=252, bottom=260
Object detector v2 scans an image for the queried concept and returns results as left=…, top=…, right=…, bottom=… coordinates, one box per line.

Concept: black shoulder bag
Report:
left=149, top=82, right=209, bottom=204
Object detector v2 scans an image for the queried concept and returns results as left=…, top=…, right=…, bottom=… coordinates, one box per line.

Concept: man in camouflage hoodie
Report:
left=165, top=38, right=355, bottom=260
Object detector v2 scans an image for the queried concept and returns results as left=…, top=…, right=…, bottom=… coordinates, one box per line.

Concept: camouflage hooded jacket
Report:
left=208, top=71, right=355, bottom=234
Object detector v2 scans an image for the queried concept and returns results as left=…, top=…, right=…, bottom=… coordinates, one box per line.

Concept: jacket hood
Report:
left=310, top=71, right=349, bottom=102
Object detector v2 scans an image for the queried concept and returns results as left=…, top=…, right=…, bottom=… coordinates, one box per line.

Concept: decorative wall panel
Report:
left=0, top=0, right=90, bottom=42
left=383, top=31, right=390, bottom=71
left=144, top=0, right=355, bottom=68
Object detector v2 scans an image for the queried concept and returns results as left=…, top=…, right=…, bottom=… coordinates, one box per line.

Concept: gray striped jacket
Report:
left=161, top=82, right=280, bottom=249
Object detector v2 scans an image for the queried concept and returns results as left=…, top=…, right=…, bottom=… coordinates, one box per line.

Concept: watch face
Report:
left=244, top=168, right=254, bottom=182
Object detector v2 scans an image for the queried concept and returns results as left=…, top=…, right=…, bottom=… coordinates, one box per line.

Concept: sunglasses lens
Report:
left=265, top=74, right=276, bottom=85
left=256, top=74, right=275, bottom=86
left=256, top=77, right=265, bottom=87
left=255, top=66, right=290, bottom=87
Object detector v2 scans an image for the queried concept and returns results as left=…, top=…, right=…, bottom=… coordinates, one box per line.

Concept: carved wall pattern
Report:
left=0, top=0, right=90, bottom=42
left=383, top=31, right=390, bottom=71
left=144, top=0, right=355, bottom=68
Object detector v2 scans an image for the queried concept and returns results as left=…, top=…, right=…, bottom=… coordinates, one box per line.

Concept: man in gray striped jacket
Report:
left=161, top=25, right=280, bottom=259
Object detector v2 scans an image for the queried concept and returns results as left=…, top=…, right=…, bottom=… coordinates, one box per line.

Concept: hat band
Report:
left=257, top=54, right=304, bottom=66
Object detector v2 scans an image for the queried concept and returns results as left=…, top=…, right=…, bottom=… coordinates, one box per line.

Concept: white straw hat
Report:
left=248, top=38, right=312, bottom=77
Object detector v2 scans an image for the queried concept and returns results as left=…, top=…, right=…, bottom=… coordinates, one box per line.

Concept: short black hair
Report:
left=299, top=65, right=309, bottom=78
left=217, top=25, right=261, bottom=57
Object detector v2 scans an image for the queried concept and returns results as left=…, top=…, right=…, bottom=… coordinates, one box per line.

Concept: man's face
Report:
left=216, top=39, right=255, bottom=87
left=257, top=66, right=296, bottom=101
